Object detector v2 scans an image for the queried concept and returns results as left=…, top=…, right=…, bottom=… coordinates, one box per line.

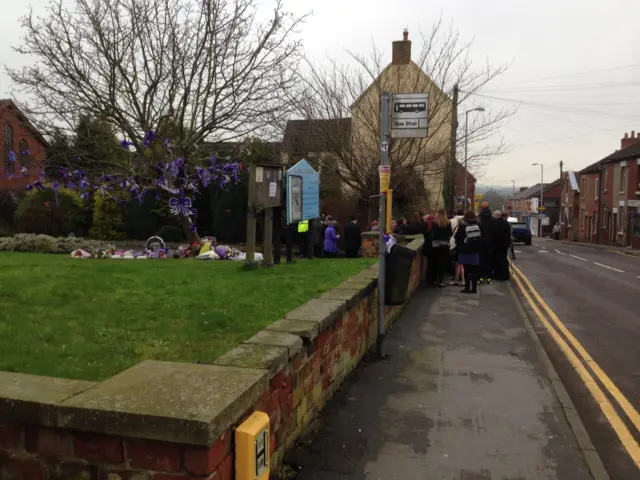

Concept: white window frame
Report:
left=620, top=167, right=627, bottom=194
left=595, top=177, right=599, bottom=200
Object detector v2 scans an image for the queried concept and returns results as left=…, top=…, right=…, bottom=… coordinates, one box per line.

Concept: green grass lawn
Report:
left=0, top=253, right=375, bottom=381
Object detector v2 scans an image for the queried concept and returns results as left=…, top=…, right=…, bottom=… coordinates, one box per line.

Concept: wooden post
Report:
left=263, top=207, right=274, bottom=266
left=306, top=219, right=314, bottom=259
left=286, top=223, right=294, bottom=263
left=273, top=206, right=282, bottom=264
left=246, top=163, right=257, bottom=263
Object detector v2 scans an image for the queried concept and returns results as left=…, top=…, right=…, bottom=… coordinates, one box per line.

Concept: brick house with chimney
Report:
left=574, top=130, right=640, bottom=248
left=281, top=30, right=466, bottom=214
left=560, top=171, right=580, bottom=240
left=0, top=100, right=48, bottom=190
left=598, top=140, right=640, bottom=248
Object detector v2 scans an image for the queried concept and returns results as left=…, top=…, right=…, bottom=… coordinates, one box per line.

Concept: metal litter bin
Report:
left=385, top=243, right=417, bottom=305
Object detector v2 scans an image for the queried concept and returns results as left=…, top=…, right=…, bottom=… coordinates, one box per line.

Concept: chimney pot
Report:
left=392, top=30, right=412, bottom=65
left=633, top=130, right=636, bottom=138
left=624, top=133, right=629, bottom=138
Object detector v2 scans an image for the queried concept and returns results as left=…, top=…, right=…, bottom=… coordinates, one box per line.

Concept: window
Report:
left=581, top=178, right=586, bottom=198
left=18, top=139, right=28, bottom=156
left=619, top=207, right=625, bottom=232
left=602, top=208, right=608, bottom=229
left=3, top=122, right=14, bottom=175
left=568, top=206, right=572, bottom=227
left=595, top=178, right=599, bottom=200
left=620, top=167, right=627, bottom=193
left=594, top=213, right=599, bottom=235
left=18, top=139, right=30, bottom=169
left=603, top=168, right=608, bottom=192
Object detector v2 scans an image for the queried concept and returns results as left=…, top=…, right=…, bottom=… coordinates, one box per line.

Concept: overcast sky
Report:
left=2, top=0, right=639, bottom=188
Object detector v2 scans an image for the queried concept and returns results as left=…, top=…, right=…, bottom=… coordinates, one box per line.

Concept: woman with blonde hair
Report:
left=430, top=208, right=453, bottom=287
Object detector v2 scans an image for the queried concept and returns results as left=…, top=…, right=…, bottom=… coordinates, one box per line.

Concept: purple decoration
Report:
left=120, top=139, right=134, bottom=148
left=52, top=182, right=60, bottom=205
left=143, top=130, right=156, bottom=146
left=189, top=223, right=198, bottom=233
left=169, top=193, right=193, bottom=217
left=8, top=151, right=16, bottom=162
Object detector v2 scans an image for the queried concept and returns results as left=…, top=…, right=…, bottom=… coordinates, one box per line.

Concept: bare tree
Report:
left=7, top=0, right=306, bottom=238
left=285, top=18, right=514, bottom=213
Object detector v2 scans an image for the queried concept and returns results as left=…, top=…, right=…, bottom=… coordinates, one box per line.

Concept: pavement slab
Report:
left=284, top=282, right=593, bottom=480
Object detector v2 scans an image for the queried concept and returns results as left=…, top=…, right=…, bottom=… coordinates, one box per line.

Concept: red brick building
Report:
left=0, top=100, right=48, bottom=190
left=598, top=142, right=640, bottom=248
left=560, top=171, right=580, bottom=240
left=575, top=131, right=640, bottom=249
left=578, top=161, right=601, bottom=243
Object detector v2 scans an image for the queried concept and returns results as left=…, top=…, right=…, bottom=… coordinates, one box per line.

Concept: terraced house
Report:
left=576, top=131, right=640, bottom=249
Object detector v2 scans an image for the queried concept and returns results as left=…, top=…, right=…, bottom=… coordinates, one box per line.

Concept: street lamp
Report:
left=532, top=163, right=544, bottom=236
left=464, top=107, right=485, bottom=209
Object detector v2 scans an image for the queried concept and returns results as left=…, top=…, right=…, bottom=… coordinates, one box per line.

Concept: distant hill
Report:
left=476, top=184, right=514, bottom=197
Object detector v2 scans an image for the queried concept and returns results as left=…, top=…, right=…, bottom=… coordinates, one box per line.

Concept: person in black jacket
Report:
left=455, top=211, right=482, bottom=293
left=430, top=209, right=454, bottom=287
left=343, top=216, right=362, bottom=258
left=477, top=202, right=494, bottom=284
left=491, top=210, right=512, bottom=280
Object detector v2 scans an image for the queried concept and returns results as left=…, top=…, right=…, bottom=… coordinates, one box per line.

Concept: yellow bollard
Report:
left=235, top=411, right=270, bottom=480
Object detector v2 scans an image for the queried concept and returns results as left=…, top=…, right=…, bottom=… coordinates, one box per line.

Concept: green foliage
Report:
left=0, top=233, right=114, bottom=254
left=156, top=224, right=185, bottom=242
left=89, top=194, right=128, bottom=240
left=0, top=192, right=17, bottom=236
left=15, top=187, right=88, bottom=237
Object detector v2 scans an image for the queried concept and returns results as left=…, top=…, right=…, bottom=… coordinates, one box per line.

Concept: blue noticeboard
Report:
left=286, top=159, right=319, bottom=224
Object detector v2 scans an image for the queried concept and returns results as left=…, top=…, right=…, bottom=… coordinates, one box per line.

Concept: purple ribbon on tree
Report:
left=169, top=193, right=193, bottom=216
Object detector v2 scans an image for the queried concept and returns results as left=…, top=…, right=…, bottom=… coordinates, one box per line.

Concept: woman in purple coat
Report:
left=324, top=219, right=340, bottom=257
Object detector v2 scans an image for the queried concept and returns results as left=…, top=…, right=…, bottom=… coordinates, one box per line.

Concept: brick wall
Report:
left=0, top=240, right=425, bottom=480
left=0, top=101, right=47, bottom=190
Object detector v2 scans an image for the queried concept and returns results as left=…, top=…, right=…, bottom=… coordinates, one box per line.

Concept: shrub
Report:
left=15, top=187, right=87, bottom=237
left=89, top=194, right=128, bottom=240
left=0, top=233, right=115, bottom=254
left=156, top=224, right=184, bottom=242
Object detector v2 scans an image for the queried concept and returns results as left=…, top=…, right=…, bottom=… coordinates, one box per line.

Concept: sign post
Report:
left=376, top=92, right=429, bottom=358
left=377, top=93, right=391, bottom=358
left=245, top=164, right=283, bottom=267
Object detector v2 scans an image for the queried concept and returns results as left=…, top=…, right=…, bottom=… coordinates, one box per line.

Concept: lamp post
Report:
left=464, top=107, right=485, bottom=209
left=532, top=163, right=544, bottom=236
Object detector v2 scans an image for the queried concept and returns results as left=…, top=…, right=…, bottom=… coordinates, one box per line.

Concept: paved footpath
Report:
left=283, top=282, right=598, bottom=480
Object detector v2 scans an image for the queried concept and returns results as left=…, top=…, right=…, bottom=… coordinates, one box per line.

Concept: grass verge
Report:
left=0, top=253, right=375, bottom=381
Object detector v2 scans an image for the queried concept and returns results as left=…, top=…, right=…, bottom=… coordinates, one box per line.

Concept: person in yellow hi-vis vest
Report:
left=297, top=219, right=309, bottom=257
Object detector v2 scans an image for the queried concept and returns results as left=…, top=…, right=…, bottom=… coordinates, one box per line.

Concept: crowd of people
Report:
left=294, top=202, right=514, bottom=294
left=382, top=201, right=513, bottom=294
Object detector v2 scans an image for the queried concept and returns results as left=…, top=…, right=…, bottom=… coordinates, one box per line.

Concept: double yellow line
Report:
left=511, top=262, right=640, bottom=469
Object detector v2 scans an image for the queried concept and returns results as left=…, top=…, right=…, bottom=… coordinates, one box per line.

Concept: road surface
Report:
left=512, top=237, right=640, bottom=479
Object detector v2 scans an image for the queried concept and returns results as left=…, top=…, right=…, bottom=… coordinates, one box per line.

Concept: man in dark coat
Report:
left=491, top=210, right=512, bottom=280
left=477, top=202, right=494, bottom=284
left=343, top=216, right=362, bottom=258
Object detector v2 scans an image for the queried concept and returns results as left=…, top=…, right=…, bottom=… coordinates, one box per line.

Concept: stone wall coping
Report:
left=56, top=360, right=268, bottom=446
left=0, top=371, right=97, bottom=426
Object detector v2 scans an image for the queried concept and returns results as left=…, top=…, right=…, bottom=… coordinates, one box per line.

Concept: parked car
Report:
left=508, top=220, right=532, bottom=245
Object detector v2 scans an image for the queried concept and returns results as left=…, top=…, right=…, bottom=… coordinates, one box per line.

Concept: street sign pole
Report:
left=378, top=92, right=390, bottom=358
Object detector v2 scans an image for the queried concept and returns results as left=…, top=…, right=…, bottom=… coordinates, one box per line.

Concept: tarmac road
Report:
left=512, top=237, right=640, bottom=479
